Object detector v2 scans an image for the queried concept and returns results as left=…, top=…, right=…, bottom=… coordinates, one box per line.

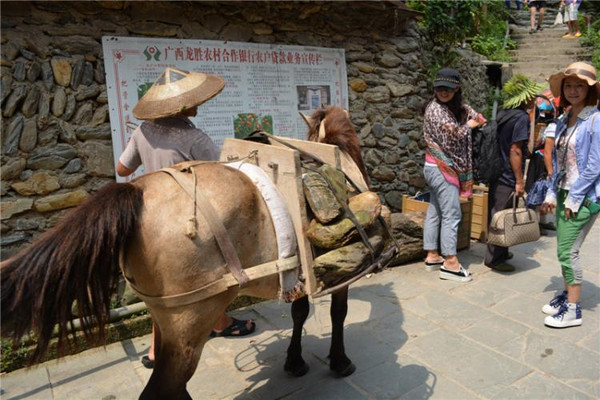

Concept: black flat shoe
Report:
left=141, top=355, right=154, bottom=369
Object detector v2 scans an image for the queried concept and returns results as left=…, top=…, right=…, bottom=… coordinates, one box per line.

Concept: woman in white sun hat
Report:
left=540, top=61, right=600, bottom=329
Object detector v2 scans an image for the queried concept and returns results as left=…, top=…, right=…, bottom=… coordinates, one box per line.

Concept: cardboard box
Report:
left=401, top=194, right=472, bottom=250
left=471, top=185, right=489, bottom=242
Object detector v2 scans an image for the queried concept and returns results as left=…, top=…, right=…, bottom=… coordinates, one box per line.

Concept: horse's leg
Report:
left=139, top=340, right=200, bottom=400
left=284, top=295, right=310, bottom=376
left=329, top=287, right=356, bottom=377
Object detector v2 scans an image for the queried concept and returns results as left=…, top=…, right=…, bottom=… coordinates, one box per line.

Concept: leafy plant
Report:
left=407, top=0, right=513, bottom=61
left=501, top=74, right=544, bottom=109
left=579, top=18, right=600, bottom=71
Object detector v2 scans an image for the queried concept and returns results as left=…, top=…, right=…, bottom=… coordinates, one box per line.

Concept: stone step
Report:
left=508, top=46, right=592, bottom=57
left=511, top=67, right=568, bottom=83
left=515, top=40, right=584, bottom=50
left=510, top=54, right=587, bottom=63
left=511, top=29, right=572, bottom=40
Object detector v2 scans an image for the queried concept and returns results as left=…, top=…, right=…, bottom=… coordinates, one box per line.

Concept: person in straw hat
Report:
left=484, top=74, right=544, bottom=273
left=540, top=61, right=600, bottom=328
left=116, top=67, right=256, bottom=368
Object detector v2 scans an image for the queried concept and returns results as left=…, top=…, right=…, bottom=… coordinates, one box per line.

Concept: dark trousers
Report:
left=485, top=182, right=514, bottom=266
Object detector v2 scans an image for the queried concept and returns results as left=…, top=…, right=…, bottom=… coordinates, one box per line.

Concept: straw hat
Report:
left=501, top=74, right=545, bottom=109
left=133, top=67, right=225, bottom=120
left=548, top=62, right=600, bottom=98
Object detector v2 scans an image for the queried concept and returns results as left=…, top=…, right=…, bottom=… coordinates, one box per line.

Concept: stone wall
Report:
left=0, top=1, right=491, bottom=258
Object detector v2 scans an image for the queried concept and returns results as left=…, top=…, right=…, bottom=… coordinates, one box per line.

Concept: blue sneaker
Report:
left=544, top=303, right=582, bottom=328
left=542, top=290, right=567, bottom=315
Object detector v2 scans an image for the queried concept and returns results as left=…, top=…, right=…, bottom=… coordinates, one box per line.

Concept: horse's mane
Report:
left=306, top=106, right=370, bottom=186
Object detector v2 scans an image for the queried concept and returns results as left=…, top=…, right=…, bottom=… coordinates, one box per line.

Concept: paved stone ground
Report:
left=2, top=221, right=598, bottom=400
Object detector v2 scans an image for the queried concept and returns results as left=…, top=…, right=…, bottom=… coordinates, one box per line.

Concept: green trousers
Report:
left=556, top=190, right=598, bottom=285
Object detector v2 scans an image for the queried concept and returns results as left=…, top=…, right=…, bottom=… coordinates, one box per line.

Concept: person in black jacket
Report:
left=484, top=75, right=544, bottom=271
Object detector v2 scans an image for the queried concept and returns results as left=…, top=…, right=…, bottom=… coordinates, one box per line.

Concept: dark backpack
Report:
left=472, top=109, right=522, bottom=185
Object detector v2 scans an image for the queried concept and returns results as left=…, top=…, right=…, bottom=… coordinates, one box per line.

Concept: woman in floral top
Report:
left=540, top=62, right=600, bottom=329
left=422, top=68, right=484, bottom=282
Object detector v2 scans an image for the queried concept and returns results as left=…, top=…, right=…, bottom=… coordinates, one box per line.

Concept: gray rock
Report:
left=199, top=13, right=228, bottom=33
left=20, top=48, right=36, bottom=61
left=70, top=58, right=85, bottom=89
left=59, top=172, right=86, bottom=188
left=96, top=90, right=107, bottom=104
left=0, top=232, right=30, bottom=245
left=79, top=140, right=115, bottom=177
left=90, top=105, right=107, bottom=126
left=3, top=42, right=20, bottom=61
left=19, top=118, right=37, bottom=152
left=75, top=85, right=100, bottom=101
left=372, top=166, right=396, bottom=182
left=27, top=143, right=77, bottom=170
left=14, top=219, right=40, bottom=231
left=398, top=134, right=410, bottom=148
left=52, top=86, right=66, bottom=116
left=63, top=93, right=76, bottom=120
left=1, top=74, right=13, bottom=104
left=63, top=158, right=82, bottom=173
left=58, top=120, right=77, bottom=144
left=3, top=85, right=27, bottom=117
left=0, top=181, right=9, bottom=196
left=3, top=115, right=24, bottom=155
left=37, top=91, right=51, bottom=128
left=27, top=61, right=41, bottom=82
left=51, top=36, right=102, bottom=56
left=371, top=123, right=384, bottom=139
left=38, top=124, right=59, bottom=146
left=364, top=148, right=383, bottom=165
left=377, top=53, right=402, bottom=68
left=21, top=85, right=40, bottom=117
left=75, top=124, right=111, bottom=140
left=13, top=61, right=26, bottom=81
left=1, top=157, right=27, bottom=180
left=221, top=24, right=254, bottom=42
left=41, top=61, right=55, bottom=90
left=82, top=62, right=94, bottom=86
left=72, top=102, right=93, bottom=125
left=363, top=87, right=390, bottom=103
left=94, top=62, right=105, bottom=84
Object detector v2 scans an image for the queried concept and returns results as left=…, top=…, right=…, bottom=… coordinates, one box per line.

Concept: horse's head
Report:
left=301, top=106, right=370, bottom=188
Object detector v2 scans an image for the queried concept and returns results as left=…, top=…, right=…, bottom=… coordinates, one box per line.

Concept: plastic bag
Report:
left=554, top=10, right=564, bottom=25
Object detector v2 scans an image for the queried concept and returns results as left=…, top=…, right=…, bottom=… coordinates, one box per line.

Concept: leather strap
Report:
left=161, top=166, right=250, bottom=286
left=127, top=255, right=299, bottom=308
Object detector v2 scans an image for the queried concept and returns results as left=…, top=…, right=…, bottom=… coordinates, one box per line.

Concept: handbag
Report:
left=488, top=194, right=540, bottom=247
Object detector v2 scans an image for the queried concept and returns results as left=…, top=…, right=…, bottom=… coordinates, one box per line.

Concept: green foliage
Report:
left=407, top=0, right=513, bottom=61
left=502, top=74, right=545, bottom=109
left=579, top=18, right=600, bottom=72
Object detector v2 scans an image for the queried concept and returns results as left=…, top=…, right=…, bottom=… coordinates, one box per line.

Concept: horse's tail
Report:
left=0, top=182, right=144, bottom=363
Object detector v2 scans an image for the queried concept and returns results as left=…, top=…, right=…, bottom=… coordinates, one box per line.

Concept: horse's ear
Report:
left=299, top=112, right=313, bottom=127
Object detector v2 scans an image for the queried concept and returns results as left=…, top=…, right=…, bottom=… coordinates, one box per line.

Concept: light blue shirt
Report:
left=545, top=106, right=600, bottom=211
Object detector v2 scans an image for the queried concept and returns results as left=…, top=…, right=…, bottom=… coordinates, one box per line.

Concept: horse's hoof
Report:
left=331, top=361, right=356, bottom=377
left=284, top=360, right=310, bottom=377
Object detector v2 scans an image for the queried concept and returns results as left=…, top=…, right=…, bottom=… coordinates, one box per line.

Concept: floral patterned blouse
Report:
left=423, top=100, right=478, bottom=197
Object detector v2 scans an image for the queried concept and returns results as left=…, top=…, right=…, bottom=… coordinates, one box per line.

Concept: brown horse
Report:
left=1, top=106, right=369, bottom=400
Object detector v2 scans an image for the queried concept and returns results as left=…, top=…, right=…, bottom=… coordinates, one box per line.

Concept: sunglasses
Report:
left=435, top=86, right=456, bottom=93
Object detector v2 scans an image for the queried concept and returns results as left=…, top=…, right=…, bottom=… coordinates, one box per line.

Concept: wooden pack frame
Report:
left=220, top=136, right=342, bottom=294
